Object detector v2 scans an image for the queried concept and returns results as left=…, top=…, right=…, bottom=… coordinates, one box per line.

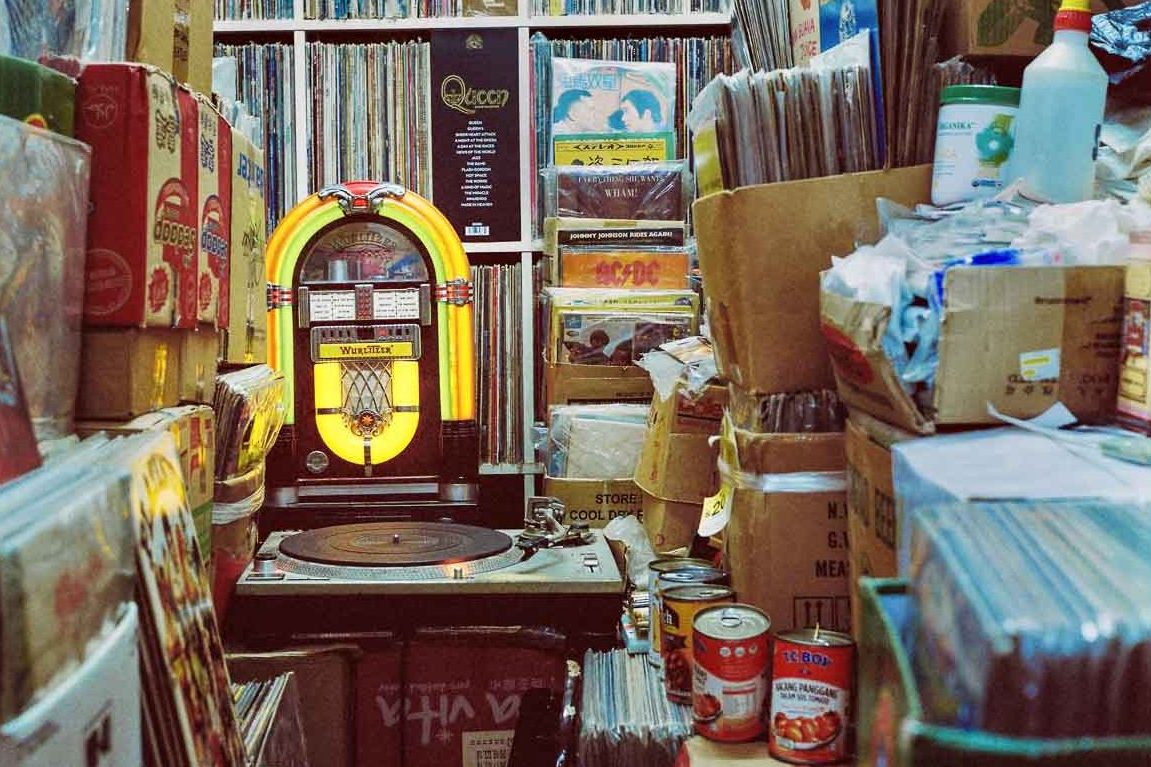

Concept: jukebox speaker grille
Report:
left=342, top=360, right=393, bottom=436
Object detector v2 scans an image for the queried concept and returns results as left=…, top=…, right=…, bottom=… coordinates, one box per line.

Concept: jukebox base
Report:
left=225, top=522, right=624, bottom=643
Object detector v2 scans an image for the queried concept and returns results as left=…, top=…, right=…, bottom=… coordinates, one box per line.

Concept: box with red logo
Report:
left=77, top=64, right=199, bottom=328
left=223, top=127, right=267, bottom=364
left=196, top=94, right=231, bottom=329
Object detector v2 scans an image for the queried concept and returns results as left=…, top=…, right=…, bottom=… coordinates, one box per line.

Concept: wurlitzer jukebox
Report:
left=262, top=182, right=478, bottom=528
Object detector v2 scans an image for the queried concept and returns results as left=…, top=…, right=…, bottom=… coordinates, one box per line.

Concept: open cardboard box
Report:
left=822, top=265, right=1125, bottom=434
left=693, top=166, right=933, bottom=395
left=542, top=361, right=654, bottom=415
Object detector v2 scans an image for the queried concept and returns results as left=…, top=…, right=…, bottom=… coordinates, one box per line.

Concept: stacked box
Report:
left=224, top=127, right=268, bottom=364
left=196, top=95, right=232, bottom=330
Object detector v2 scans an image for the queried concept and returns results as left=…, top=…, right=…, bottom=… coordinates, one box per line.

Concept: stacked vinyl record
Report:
left=579, top=649, right=693, bottom=767
left=472, top=262, right=525, bottom=465
left=910, top=500, right=1151, bottom=738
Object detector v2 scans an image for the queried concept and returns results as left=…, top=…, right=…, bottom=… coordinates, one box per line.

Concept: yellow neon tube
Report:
left=313, top=359, right=421, bottom=465
left=265, top=193, right=327, bottom=371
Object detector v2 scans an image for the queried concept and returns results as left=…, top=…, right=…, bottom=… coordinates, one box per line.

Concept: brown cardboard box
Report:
left=228, top=645, right=360, bottom=767
left=822, top=265, right=1125, bottom=434
left=693, top=166, right=932, bottom=395
left=1118, top=254, right=1151, bottom=434
left=641, top=493, right=702, bottom=553
left=543, top=476, right=644, bottom=527
left=180, top=326, right=218, bottom=403
left=721, top=427, right=851, bottom=634
left=187, top=0, right=215, bottom=93
left=127, top=0, right=175, bottom=72
left=77, top=328, right=183, bottom=418
left=197, top=95, right=231, bottom=328
left=943, top=0, right=1136, bottom=58
left=225, top=127, right=268, bottom=364
left=172, top=0, right=191, bottom=83
left=845, top=413, right=919, bottom=638
left=356, top=629, right=566, bottom=767
left=542, top=361, right=653, bottom=414
left=77, top=64, right=200, bottom=328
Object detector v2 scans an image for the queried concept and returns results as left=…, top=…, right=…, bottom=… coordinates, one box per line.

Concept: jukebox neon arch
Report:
left=265, top=182, right=475, bottom=475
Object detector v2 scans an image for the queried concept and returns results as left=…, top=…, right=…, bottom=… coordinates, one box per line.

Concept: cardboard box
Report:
left=720, top=426, right=851, bottom=634
left=0, top=55, right=76, bottom=137
left=228, top=645, right=360, bottom=767
left=225, top=127, right=268, bottom=364
left=822, top=265, right=1125, bottom=434
left=845, top=413, right=919, bottom=639
left=891, top=425, right=1151, bottom=572
left=76, top=404, right=216, bottom=559
left=356, top=629, right=566, bottom=767
left=0, top=604, right=140, bottom=767
left=197, top=95, right=232, bottom=328
left=180, top=326, right=219, bottom=403
left=641, top=493, right=702, bottom=554
left=77, top=327, right=183, bottom=418
left=1118, top=254, right=1151, bottom=434
left=188, top=0, right=214, bottom=93
left=943, top=0, right=1136, bottom=58
left=856, top=578, right=1151, bottom=767
left=127, top=0, right=176, bottom=72
left=172, top=0, right=192, bottom=84
left=693, top=166, right=932, bottom=395
left=77, top=64, right=200, bottom=328
left=543, top=476, right=644, bottom=528
left=542, top=361, right=654, bottom=413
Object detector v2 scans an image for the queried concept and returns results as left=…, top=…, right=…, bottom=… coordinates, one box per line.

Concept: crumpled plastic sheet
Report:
left=0, top=117, right=90, bottom=442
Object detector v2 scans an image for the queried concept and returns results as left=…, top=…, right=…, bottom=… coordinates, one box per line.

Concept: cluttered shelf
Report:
left=213, top=11, right=730, bottom=32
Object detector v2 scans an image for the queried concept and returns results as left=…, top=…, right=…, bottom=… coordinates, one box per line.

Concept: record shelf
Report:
left=214, top=4, right=730, bottom=501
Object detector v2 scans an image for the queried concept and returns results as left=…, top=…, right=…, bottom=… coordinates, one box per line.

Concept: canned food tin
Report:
left=661, top=584, right=735, bottom=703
left=768, top=629, right=855, bottom=764
left=648, top=563, right=729, bottom=669
left=692, top=604, right=771, bottom=742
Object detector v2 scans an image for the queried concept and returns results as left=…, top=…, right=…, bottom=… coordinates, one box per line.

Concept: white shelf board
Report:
left=464, top=240, right=531, bottom=254
left=215, top=11, right=728, bottom=33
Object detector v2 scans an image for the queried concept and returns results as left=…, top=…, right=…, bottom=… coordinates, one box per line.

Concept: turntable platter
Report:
left=278, top=522, right=514, bottom=567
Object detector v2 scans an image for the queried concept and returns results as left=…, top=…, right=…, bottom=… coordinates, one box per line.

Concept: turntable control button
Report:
left=582, top=554, right=600, bottom=573
left=254, top=552, right=277, bottom=576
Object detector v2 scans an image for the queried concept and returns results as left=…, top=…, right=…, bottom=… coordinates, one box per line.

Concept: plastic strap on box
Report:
left=211, top=483, right=264, bottom=526
left=717, top=457, right=847, bottom=493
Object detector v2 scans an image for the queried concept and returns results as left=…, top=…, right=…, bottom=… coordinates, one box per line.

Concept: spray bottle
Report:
left=1010, top=0, right=1108, bottom=203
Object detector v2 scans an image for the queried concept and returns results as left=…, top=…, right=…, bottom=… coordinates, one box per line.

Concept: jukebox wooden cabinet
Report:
left=263, top=182, right=479, bottom=528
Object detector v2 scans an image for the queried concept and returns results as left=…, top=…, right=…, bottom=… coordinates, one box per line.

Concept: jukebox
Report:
left=262, top=182, right=478, bottom=528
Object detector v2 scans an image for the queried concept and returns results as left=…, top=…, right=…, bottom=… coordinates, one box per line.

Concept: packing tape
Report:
left=717, top=457, right=847, bottom=493
left=212, top=482, right=264, bottom=525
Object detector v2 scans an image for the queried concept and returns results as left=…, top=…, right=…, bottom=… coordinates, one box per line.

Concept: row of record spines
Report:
left=231, top=675, right=291, bottom=759
left=214, top=2, right=726, bottom=16
left=213, top=42, right=298, bottom=234
left=306, top=41, right=432, bottom=199
left=529, top=33, right=735, bottom=233
left=472, top=263, right=525, bottom=465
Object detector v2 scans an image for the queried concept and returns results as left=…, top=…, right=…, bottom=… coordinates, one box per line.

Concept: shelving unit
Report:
left=214, top=5, right=730, bottom=500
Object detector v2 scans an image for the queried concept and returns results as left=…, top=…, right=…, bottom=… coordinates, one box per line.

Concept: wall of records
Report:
left=213, top=3, right=733, bottom=483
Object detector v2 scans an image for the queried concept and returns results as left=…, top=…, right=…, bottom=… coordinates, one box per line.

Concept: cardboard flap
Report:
left=820, top=288, right=933, bottom=434
left=694, top=165, right=932, bottom=395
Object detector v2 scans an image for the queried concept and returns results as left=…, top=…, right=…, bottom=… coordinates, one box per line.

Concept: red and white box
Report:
left=77, top=64, right=199, bottom=328
left=196, top=93, right=231, bottom=328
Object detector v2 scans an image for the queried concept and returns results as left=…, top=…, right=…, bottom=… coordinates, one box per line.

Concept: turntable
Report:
left=227, top=500, right=625, bottom=641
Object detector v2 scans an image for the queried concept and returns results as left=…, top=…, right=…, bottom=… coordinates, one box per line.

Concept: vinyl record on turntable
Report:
left=278, top=522, right=514, bottom=567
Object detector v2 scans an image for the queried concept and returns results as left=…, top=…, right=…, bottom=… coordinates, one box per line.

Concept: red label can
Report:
left=661, top=584, right=734, bottom=704
left=692, top=604, right=771, bottom=742
left=768, top=628, right=855, bottom=764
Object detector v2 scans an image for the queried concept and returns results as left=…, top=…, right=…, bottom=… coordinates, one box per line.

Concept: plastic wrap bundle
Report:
left=0, top=435, right=134, bottom=722
left=910, top=500, right=1151, bottom=738
left=546, top=403, right=649, bottom=479
left=0, top=0, right=127, bottom=63
left=0, top=116, right=90, bottom=442
left=579, top=649, right=693, bottom=767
